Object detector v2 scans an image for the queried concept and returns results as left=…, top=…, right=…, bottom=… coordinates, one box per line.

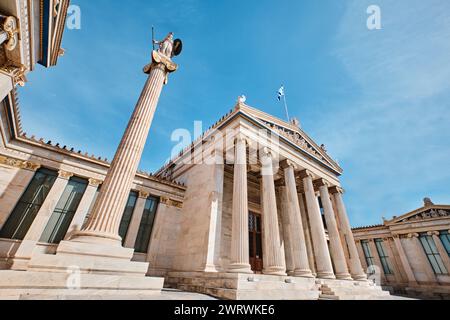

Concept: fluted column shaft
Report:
left=331, top=188, right=367, bottom=281
left=228, top=135, right=252, bottom=273
left=78, top=61, right=170, bottom=245
left=282, top=161, right=313, bottom=277
left=317, top=181, right=352, bottom=280
left=260, top=150, right=286, bottom=276
left=301, top=171, right=335, bottom=279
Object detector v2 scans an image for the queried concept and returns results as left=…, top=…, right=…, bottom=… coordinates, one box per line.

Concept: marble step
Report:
left=0, top=270, right=164, bottom=291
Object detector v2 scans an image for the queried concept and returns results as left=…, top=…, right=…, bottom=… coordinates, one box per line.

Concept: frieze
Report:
left=0, top=155, right=40, bottom=171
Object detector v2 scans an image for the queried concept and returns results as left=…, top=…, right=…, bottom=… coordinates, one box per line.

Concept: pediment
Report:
left=389, top=205, right=450, bottom=224
left=237, top=105, right=342, bottom=174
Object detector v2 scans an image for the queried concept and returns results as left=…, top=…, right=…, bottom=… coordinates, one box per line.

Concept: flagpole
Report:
left=283, top=90, right=290, bottom=122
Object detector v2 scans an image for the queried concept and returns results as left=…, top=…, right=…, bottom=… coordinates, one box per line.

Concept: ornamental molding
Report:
left=0, top=61, right=28, bottom=87
left=0, top=155, right=40, bottom=171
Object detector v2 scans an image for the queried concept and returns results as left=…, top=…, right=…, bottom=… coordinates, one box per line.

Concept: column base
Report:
left=69, top=230, right=123, bottom=247
left=228, top=263, right=253, bottom=274
left=335, top=273, right=353, bottom=281
left=291, top=269, right=315, bottom=278
left=263, top=266, right=287, bottom=276
left=352, top=274, right=369, bottom=282
left=317, top=271, right=336, bottom=280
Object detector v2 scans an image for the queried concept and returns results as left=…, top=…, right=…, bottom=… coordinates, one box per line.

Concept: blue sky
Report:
left=19, top=0, right=450, bottom=227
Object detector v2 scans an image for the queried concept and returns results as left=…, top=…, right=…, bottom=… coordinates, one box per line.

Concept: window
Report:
left=361, top=240, right=375, bottom=274
left=40, top=177, right=88, bottom=244
left=374, top=239, right=393, bottom=275
left=134, top=196, right=159, bottom=253
left=0, top=168, right=58, bottom=240
left=419, top=233, right=448, bottom=275
left=118, top=191, right=138, bottom=243
left=439, top=231, right=450, bottom=257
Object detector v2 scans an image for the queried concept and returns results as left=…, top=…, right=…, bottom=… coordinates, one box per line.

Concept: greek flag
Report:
left=277, top=85, right=285, bottom=101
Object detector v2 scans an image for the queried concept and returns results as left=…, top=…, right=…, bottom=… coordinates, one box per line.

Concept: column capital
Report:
left=1, top=16, right=20, bottom=51
left=314, top=178, right=331, bottom=189
left=234, top=133, right=252, bottom=147
left=143, top=50, right=178, bottom=74
left=407, top=233, right=420, bottom=238
left=427, top=231, right=440, bottom=237
left=297, top=169, right=313, bottom=180
left=329, top=186, right=345, bottom=195
left=138, top=190, right=150, bottom=199
left=58, top=170, right=74, bottom=180
left=280, top=159, right=297, bottom=170
left=88, top=178, right=103, bottom=187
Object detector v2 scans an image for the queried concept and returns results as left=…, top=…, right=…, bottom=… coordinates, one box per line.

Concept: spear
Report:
left=152, top=26, right=155, bottom=51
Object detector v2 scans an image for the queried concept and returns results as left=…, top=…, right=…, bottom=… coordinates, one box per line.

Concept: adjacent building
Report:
left=353, top=199, right=450, bottom=299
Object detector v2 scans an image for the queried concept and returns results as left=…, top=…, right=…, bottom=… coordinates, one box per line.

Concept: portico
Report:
left=154, top=101, right=388, bottom=300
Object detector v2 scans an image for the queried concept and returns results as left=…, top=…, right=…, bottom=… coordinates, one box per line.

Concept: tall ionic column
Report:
left=316, top=179, right=352, bottom=280
left=330, top=187, right=367, bottom=281
left=228, top=135, right=252, bottom=274
left=72, top=50, right=179, bottom=246
left=281, top=160, right=313, bottom=278
left=299, top=170, right=335, bottom=279
left=260, top=148, right=286, bottom=276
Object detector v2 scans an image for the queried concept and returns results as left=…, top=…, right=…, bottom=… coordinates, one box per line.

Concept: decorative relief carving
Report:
left=88, top=178, right=103, bottom=187
left=0, top=155, right=40, bottom=171
left=160, top=196, right=183, bottom=208
left=138, top=190, right=150, bottom=199
left=401, top=208, right=449, bottom=222
left=58, top=170, right=74, bottom=180
left=260, top=120, right=328, bottom=163
left=0, top=61, right=28, bottom=86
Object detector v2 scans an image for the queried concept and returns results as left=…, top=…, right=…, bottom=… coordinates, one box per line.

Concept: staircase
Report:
left=317, top=279, right=393, bottom=300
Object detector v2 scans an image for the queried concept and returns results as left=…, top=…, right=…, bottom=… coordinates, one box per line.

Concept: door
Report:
left=249, top=212, right=263, bottom=273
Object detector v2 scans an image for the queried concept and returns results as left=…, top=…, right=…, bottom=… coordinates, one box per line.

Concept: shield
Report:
left=173, top=39, right=183, bottom=56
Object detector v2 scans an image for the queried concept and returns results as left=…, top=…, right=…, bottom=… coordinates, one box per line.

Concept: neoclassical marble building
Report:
left=0, top=0, right=400, bottom=300
left=353, top=199, right=450, bottom=300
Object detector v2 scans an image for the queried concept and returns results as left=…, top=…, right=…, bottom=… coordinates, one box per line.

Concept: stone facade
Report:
left=353, top=199, right=450, bottom=299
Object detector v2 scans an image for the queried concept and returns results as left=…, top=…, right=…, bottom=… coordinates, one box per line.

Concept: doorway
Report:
left=249, top=212, right=263, bottom=273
